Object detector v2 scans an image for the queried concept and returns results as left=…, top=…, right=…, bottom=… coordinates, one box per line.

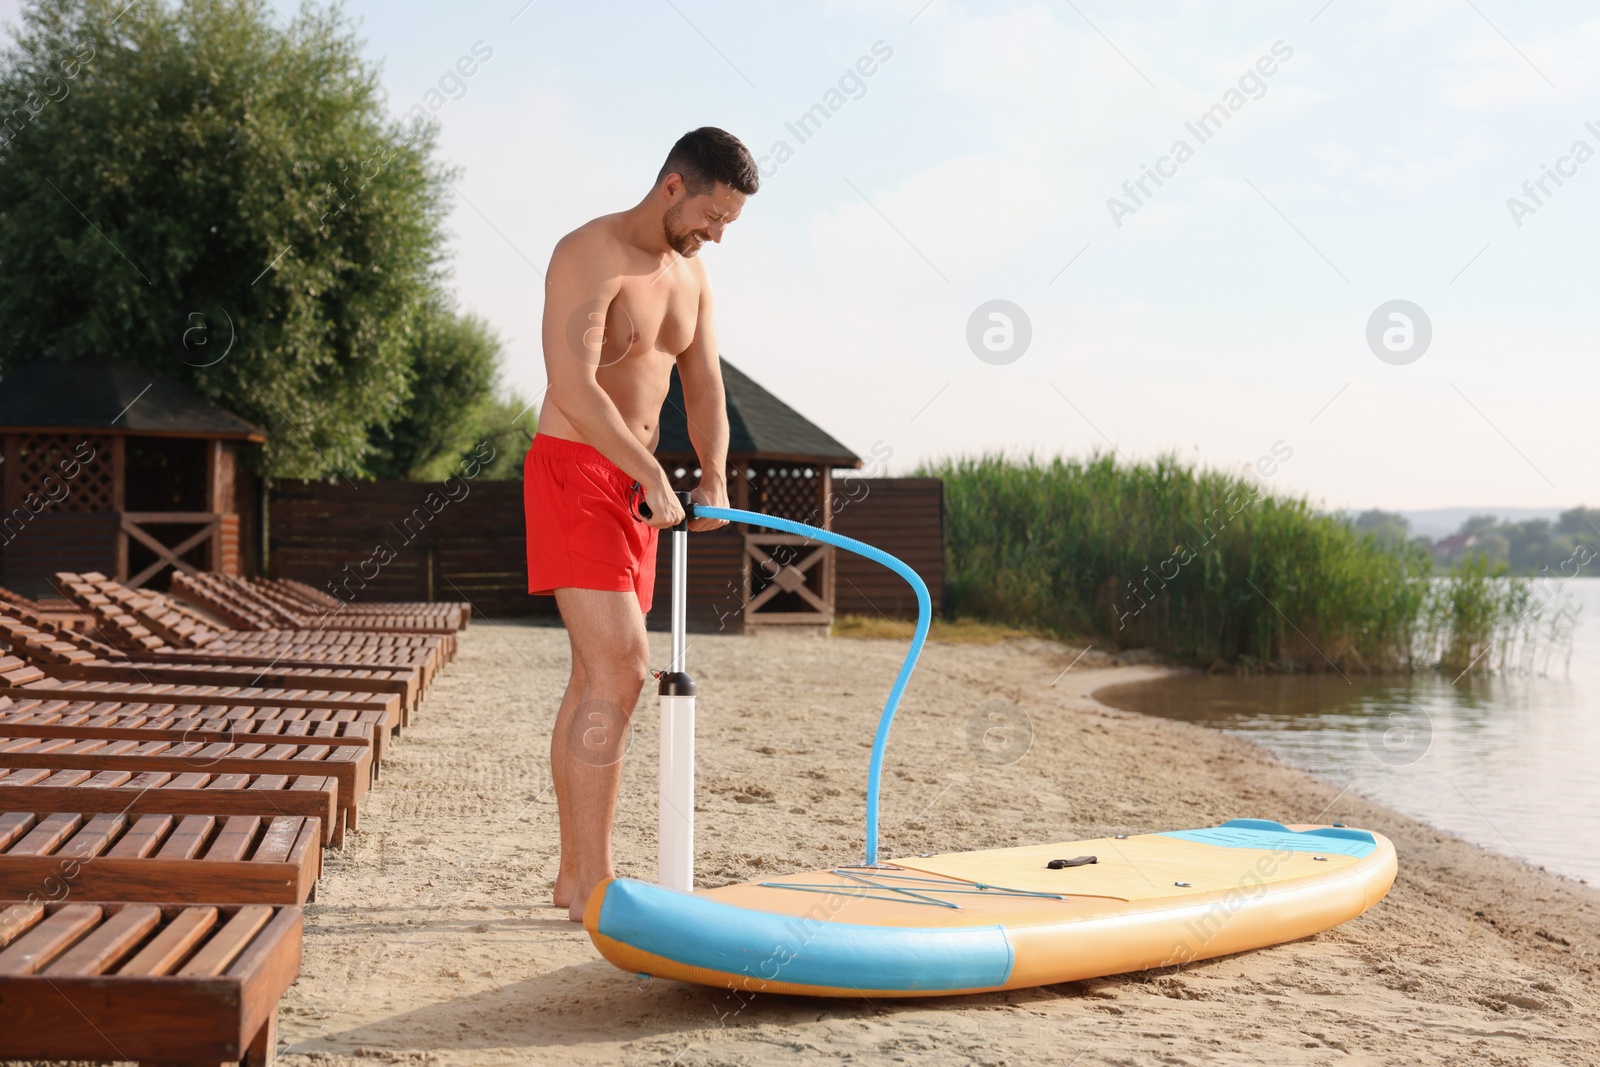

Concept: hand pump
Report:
left=656, top=491, right=696, bottom=891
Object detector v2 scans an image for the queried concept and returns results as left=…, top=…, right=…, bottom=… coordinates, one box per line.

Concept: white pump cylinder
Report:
left=657, top=501, right=695, bottom=892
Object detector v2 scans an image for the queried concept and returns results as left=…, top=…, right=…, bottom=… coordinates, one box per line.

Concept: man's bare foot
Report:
left=553, top=868, right=576, bottom=909
left=567, top=870, right=614, bottom=923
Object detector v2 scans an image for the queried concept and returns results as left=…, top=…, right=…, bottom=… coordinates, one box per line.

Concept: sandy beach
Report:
left=276, top=621, right=1600, bottom=1066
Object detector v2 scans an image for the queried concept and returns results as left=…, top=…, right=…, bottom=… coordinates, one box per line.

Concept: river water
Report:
left=1095, top=577, right=1599, bottom=884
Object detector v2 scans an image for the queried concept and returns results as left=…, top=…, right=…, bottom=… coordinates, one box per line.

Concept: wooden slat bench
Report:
left=0, top=735, right=371, bottom=835
left=217, top=629, right=450, bottom=673
left=256, top=579, right=467, bottom=630
left=0, top=700, right=386, bottom=767
left=0, top=613, right=420, bottom=714
left=0, top=767, right=344, bottom=846
left=242, top=575, right=467, bottom=631
left=0, top=900, right=300, bottom=1066
left=0, top=585, right=91, bottom=632
left=258, top=577, right=471, bottom=627
left=14, top=586, right=436, bottom=716
left=31, top=586, right=428, bottom=703
left=58, top=571, right=453, bottom=674
left=0, top=811, right=320, bottom=904
left=0, top=654, right=404, bottom=719
left=173, top=571, right=460, bottom=638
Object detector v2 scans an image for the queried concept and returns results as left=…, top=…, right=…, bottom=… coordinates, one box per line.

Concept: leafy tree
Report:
left=1352, top=508, right=1410, bottom=548
left=1470, top=531, right=1511, bottom=568
left=1459, top=514, right=1503, bottom=536
left=1502, top=518, right=1553, bottom=573
left=1558, top=507, right=1600, bottom=538
left=365, top=298, right=537, bottom=481
left=366, top=300, right=502, bottom=480
left=469, top=391, right=538, bottom=480
left=0, top=0, right=453, bottom=477
left=1438, top=513, right=1595, bottom=576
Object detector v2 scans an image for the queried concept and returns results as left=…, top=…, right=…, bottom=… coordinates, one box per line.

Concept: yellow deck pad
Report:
left=892, top=831, right=1360, bottom=902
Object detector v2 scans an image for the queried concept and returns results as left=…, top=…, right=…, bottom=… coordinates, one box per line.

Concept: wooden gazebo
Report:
left=0, top=356, right=265, bottom=598
left=655, top=356, right=860, bottom=633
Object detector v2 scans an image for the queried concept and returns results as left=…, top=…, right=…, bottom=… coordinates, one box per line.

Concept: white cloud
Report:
left=1432, top=17, right=1600, bottom=111
left=1304, top=140, right=1360, bottom=171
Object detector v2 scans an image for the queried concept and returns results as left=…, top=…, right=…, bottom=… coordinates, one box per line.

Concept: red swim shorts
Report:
left=524, top=434, right=659, bottom=613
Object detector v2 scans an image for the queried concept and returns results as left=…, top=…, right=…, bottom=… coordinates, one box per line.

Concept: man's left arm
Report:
left=678, top=278, right=730, bottom=532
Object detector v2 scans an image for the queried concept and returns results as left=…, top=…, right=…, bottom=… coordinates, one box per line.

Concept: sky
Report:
left=4, top=0, right=1597, bottom=512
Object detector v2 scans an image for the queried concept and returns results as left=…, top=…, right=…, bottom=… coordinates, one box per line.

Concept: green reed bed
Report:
left=923, top=453, right=1539, bottom=674
left=1421, top=554, right=1577, bottom=677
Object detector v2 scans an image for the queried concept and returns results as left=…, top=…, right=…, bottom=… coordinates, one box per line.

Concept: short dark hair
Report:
left=656, top=127, right=759, bottom=196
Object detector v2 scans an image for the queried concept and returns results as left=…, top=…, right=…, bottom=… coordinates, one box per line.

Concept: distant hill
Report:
left=1398, top=507, right=1565, bottom=540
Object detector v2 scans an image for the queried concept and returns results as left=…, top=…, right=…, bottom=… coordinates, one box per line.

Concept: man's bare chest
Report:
left=610, top=273, right=699, bottom=357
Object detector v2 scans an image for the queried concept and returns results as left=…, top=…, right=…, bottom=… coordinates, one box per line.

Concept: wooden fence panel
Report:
left=268, top=482, right=433, bottom=604
left=831, top=477, right=945, bottom=619
left=268, top=479, right=558, bottom=618
left=267, top=476, right=944, bottom=623
left=648, top=524, right=747, bottom=634
left=0, top=512, right=119, bottom=600
left=432, top=483, right=538, bottom=616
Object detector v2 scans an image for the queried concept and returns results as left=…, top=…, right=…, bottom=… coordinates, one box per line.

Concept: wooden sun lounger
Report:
left=269, top=575, right=470, bottom=618
left=181, top=631, right=446, bottom=701
left=171, top=573, right=334, bottom=631
left=0, top=811, right=320, bottom=904
left=0, top=698, right=387, bottom=766
left=0, top=900, right=301, bottom=1066
left=0, top=654, right=405, bottom=719
left=0, top=767, right=344, bottom=847
left=0, top=651, right=400, bottom=751
left=257, top=577, right=470, bottom=626
left=43, top=576, right=445, bottom=695
left=67, top=572, right=407, bottom=655
left=246, top=576, right=468, bottom=630
left=0, top=614, right=421, bottom=716
left=214, top=629, right=450, bottom=671
left=173, top=572, right=460, bottom=636
left=0, top=586, right=90, bottom=632
left=99, top=587, right=441, bottom=691
left=58, top=571, right=454, bottom=673
left=0, top=735, right=371, bottom=834
left=153, top=642, right=431, bottom=691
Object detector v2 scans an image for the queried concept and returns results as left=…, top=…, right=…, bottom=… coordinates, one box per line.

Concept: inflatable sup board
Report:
left=584, top=504, right=1397, bottom=995
left=585, top=819, right=1396, bottom=996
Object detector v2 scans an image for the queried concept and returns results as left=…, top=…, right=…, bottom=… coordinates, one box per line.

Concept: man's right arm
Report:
left=541, top=234, right=683, bottom=527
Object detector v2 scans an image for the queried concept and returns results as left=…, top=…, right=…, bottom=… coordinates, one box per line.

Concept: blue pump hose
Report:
left=691, top=505, right=932, bottom=866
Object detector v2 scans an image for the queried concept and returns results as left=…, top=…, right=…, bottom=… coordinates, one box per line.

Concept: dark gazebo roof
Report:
left=657, top=356, right=859, bottom=467
left=0, top=356, right=264, bottom=440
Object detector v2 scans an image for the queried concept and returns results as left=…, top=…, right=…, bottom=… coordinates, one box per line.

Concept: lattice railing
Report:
left=660, top=458, right=752, bottom=502
left=9, top=435, right=113, bottom=513
left=751, top=464, right=822, bottom=524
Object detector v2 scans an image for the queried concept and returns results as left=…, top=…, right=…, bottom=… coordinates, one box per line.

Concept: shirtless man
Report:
left=526, top=127, right=757, bottom=921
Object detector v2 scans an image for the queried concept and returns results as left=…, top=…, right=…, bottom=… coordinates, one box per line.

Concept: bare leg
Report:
left=549, top=634, right=586, bottom=908
left=552, top=587, right=650, bottom=922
